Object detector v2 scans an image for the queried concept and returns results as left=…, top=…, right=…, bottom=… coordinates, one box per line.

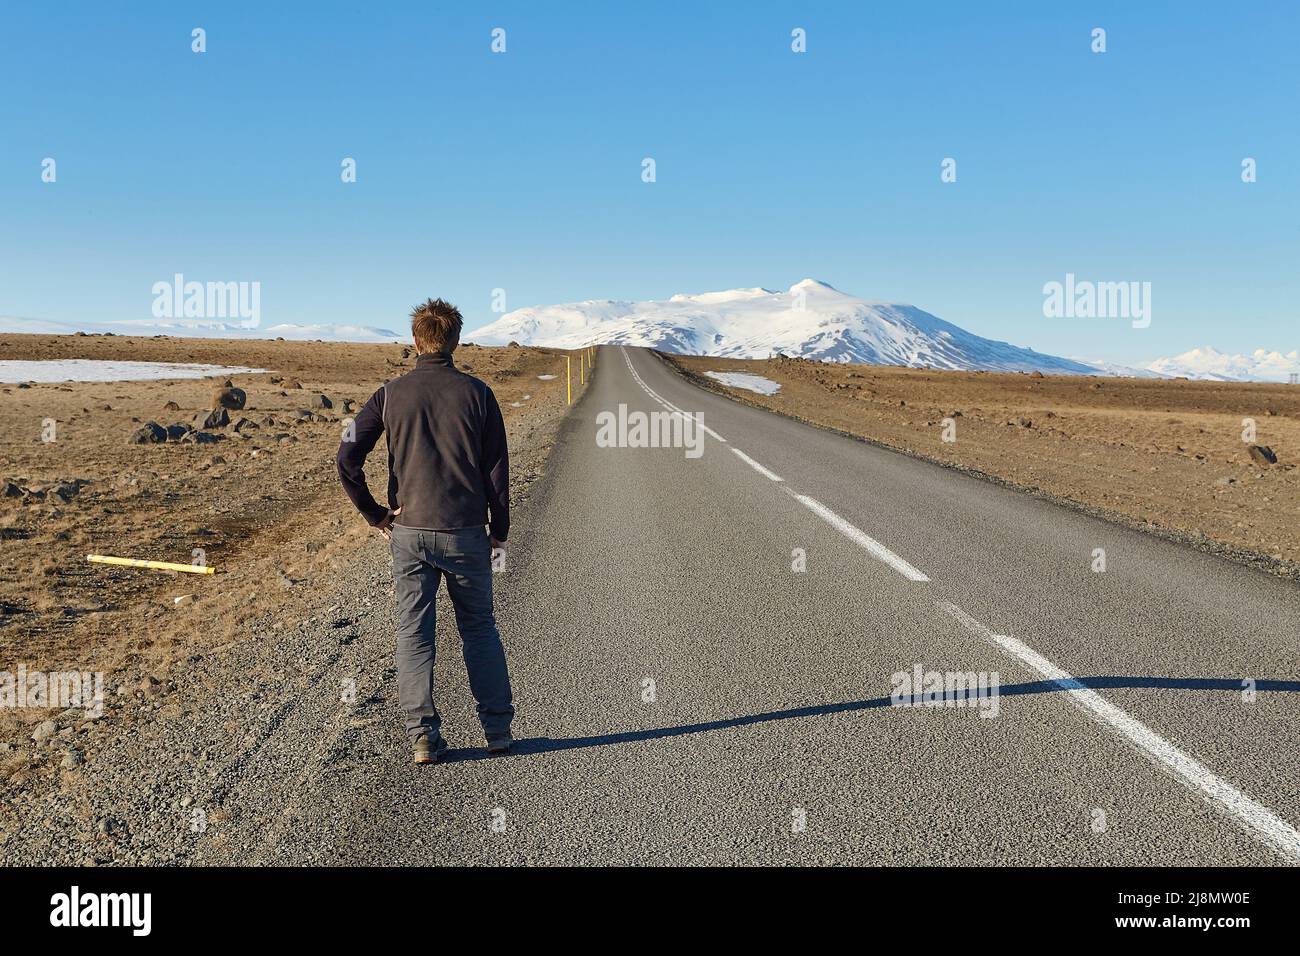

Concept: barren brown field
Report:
left=0, top=333, right=584, bottom=765
left=665, top=353, right=1300, bottom=577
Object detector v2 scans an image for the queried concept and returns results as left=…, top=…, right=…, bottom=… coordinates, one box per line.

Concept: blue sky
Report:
left=1, top=1, right=1295, bottom=363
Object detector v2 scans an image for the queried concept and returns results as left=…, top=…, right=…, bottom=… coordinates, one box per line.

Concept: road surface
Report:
left=174, top=344, right=1298, bottom=866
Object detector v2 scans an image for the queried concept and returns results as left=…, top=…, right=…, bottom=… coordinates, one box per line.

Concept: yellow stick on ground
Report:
left=86, top=554, right=215, bottom=575
left=566, top=356, right=572, bottom=405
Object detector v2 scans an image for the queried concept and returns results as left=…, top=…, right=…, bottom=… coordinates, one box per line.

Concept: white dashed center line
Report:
left=789, top=491, right=930, bottom=582
left=619, top=346, right=930, bottom=582
left=730, top=447, right=783, bottom=482
left=622, top=347, right=727, bottom=443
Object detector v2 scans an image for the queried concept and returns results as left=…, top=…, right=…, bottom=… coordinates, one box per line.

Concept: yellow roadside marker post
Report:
left=580, top=350, right=585, bottom=385
left=86, top=554, right=215, bottom=575
left=566, top=355, right=572, bottom=405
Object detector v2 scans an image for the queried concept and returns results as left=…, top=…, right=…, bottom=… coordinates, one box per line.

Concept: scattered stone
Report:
left=48, top=480, right=83, bottom=503
left=195, top=407, right=230, bottom=430
left=1248, top=445, right=1278, bottom=466
left=232, top=417, right=258, bottom=433
left=180, top=430, right=220, bottom=445
left=210, top=386, right=247, bottom=410
left=311, top=394, right=333, bottom=409
left=163, top=400, right=181, bottom=411
left=2, top=482, right=23, bottom=498
left=165, top=423, right=192, bottom=441
left=32, top=720, right=57, bottom=743
left=1214, top=476, right=1236, bottom=487
left=60, top=750, right=84, bottom=769
left=285, top=379, right=303, bottom=389
left=129, top=422, right=168, bottom=444
left=173, top=594, right=195, bottom=608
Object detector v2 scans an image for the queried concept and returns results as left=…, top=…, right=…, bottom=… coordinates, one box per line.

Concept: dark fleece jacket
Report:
left=336, top=351, right=510, bottom=541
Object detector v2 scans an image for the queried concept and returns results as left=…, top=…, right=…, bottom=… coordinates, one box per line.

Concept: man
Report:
left=336, top=298, right=514, bottom=765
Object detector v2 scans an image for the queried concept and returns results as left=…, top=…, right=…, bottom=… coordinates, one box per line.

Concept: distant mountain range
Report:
left=0, top=315, right=403, bottom=343
left=4, top=283, right=1295, bottom=382
left=469, top=281, right=1297, bottom=382
left=1144, top=346, right=1300, bottom=383
left=468, top=279, right=1108, bottom=375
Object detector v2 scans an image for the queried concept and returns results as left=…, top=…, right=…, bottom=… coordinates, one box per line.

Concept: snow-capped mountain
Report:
left=0, top=314, right=403, bottom=343
left=468, top=279, right=1103, bottom=375
left=1144, top=346, right=1300, bottom=383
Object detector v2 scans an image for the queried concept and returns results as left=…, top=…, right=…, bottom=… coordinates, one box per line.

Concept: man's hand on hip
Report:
left=374, top=507, right=402, bottom=540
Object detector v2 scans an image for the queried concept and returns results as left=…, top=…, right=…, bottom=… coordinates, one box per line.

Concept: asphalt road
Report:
left=177, top=344, right=1300, bottom=866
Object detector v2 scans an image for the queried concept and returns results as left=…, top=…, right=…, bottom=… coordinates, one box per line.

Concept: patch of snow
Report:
left=0, top=359, right=265, bottom=383
left=704, top=371, right=782, bottom=395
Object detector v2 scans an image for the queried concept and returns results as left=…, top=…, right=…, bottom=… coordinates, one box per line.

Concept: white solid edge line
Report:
left=792, top=493, right=930, bottom=582
left=731, top=447, right=783, bottom=482
left=937, top=601, right=1300, bottom=864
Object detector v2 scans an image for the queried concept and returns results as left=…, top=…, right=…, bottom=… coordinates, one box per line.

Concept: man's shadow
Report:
left=442, top=675, right=1300, bottom=763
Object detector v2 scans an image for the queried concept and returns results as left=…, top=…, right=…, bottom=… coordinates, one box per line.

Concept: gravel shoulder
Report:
left=0, top=337, right=581, bottom=864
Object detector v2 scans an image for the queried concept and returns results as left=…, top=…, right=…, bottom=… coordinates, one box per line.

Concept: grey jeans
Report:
left=389, top=524, right=514, bottom=744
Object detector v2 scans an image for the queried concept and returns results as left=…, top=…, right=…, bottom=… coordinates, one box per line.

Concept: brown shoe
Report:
left=413, top=733, right=448, bottom=765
